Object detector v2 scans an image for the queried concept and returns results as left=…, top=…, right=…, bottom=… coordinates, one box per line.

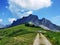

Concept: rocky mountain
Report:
left=11, top=14, right=39, bottom=26
left=10, top=14, right=60, bottom=31
left=39, top=18, right=60, bottom=31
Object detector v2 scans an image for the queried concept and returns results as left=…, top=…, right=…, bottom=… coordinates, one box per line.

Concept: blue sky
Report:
left=0, top=0, right=60, bottom=26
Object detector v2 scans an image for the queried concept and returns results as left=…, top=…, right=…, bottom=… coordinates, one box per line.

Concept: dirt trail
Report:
left=33, top=33, right=52, bottom=45
left=33, top=33, right=40, bottom=45
left=40, top=33, right=52, bottom=45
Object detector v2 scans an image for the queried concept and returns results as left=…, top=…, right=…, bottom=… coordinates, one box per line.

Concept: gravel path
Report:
left=33, top=33, right=40, bottom=45
left=33, top=33, right=52, bottom=45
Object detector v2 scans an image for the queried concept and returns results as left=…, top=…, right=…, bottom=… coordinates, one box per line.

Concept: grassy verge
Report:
left=0, top=24, right=60, bottom=45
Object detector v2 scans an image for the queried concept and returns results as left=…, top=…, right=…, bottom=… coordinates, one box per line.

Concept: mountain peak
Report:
left=21, top=14, right=38, bottom=19
left=41, top=18, right=49, bottom=21
left=28, top=14, right=38, bottom=17
left=42, top=18, right=46, bottom=19
left=10, top=14, right=60, bottom=31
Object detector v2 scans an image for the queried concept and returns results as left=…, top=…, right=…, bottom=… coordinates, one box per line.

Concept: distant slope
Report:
left=0, top=24, right=60, bottom=45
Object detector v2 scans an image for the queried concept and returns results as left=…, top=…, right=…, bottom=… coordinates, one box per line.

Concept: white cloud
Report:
left=8, top=0, right=52, bottom=10
left=8, top=0, right=52, bottom=18
left=8, top=18, right=16, bottom=23
left=27, top=11, right=32, bottom=14
left=20, top=11, right=33, bottom=18
left=0, top=19, right=3, bottom=23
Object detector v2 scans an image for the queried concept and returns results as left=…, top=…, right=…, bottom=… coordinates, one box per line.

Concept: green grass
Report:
left=44, top=31, right=60, bottom=45
left=0, top=24, right=60, bottom=45
left=0, top=33, right=36, bottom=45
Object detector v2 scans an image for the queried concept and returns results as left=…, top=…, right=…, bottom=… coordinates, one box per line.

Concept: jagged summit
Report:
left=10, top=14, right=60, bottom=31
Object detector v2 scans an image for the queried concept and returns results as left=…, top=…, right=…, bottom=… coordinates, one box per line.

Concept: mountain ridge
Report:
left=10, top=14, right=60, bottom=31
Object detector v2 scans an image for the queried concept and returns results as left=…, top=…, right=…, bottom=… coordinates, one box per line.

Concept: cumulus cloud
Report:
left=8, top=0, right=52, bottom=18
left=8, top=0, right=52, bottom=10
left=20, top=11, right=33, bottom=18
left=8, top=18, right=16, bottom=23
left=0, top=19, right=3, bottom=23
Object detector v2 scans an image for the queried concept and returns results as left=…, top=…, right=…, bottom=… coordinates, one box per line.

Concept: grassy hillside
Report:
left=0, top=24, right=60, bottom=45
left=44, top=31, right=60, bottom=45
